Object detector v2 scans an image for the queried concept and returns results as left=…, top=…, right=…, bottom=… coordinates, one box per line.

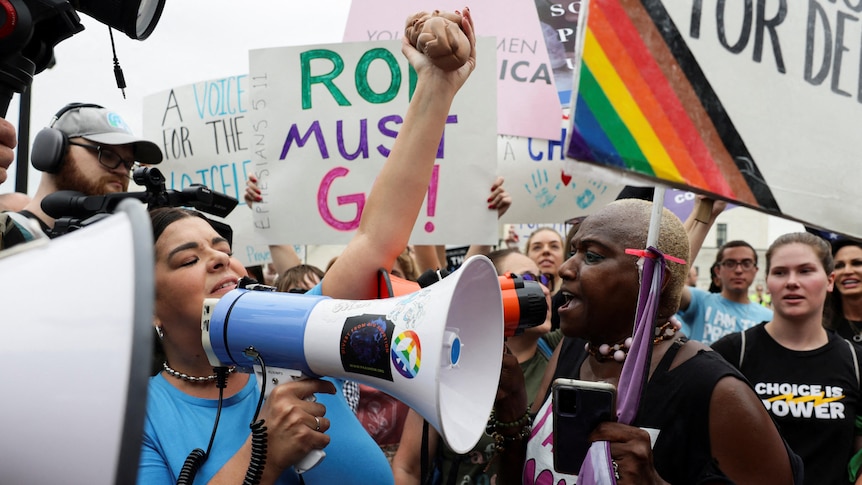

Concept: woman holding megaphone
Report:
left=491, top=199, right=803, bottom=485
left=138, top=8, right=477, bottom=484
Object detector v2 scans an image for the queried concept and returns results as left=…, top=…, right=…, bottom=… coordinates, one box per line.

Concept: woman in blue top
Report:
left=138, top=8, right=477, bottom=483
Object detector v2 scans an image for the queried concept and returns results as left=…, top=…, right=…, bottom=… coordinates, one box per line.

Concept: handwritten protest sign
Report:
left=142, top=75, right=273, bottom=267
left=566, top=0, right=862, bottom=238
left=498, top=111, right=622, bottom=224
left=246, top=39, right=498, bottom=246
left=344, top=0, right=562, bottom=139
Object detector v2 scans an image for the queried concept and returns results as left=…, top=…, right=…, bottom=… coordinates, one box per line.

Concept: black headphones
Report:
left=31, top=103, right=106, bottom=173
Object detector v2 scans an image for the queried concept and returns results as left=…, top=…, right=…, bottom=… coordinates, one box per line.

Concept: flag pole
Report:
left=647, top=185, right=666, bottom=248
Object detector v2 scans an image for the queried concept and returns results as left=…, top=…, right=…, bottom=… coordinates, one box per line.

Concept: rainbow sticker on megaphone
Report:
left=391, top=330, right=422, bottom=379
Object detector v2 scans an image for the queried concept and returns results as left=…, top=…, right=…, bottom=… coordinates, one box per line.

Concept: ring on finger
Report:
left=314, top=415, right=321, bottom=432
left=612, top=460, right=620, bottom=481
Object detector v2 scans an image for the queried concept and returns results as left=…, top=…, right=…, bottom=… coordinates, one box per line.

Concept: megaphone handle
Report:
left=294, top=449, right=326, bottom=474
left=252, top=366, right=327, bottom=474
left=294, top=390, right=326, bottom=473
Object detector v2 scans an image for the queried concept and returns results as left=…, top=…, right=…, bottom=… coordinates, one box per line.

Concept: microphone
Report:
left=41, top=191, right=106, bottom=219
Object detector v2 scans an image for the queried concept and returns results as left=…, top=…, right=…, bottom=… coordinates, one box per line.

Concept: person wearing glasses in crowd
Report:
left=677, top=197, right=773, bottom=344
left=12, top=103, right=162, bottom=242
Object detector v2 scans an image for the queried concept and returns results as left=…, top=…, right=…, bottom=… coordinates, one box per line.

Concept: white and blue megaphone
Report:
left=200, top=255, right=504, bottom=470
left=0, top=200, right=153, bottom=484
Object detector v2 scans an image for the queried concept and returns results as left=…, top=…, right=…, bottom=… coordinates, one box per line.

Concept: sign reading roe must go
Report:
left=247, top=39, right=499, bottom=246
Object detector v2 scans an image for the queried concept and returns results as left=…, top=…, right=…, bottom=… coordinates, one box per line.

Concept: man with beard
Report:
left=677, top=197, right=773, bottom=345
left=2, top=103, right=161, bottom=248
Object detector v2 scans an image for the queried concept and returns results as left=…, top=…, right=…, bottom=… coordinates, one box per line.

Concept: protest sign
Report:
left=498, top=111, right=623, bottom=224
left=566, top=0, right=862, bottom=238
left=344, top=0, right=562, bottom=139
left=534, top=0, right=586, bottom=106
left=143, top=75, right=273, bottom=267
left=664, top=188, right=738, bottom=223
left=246, top=38, right=498, bottom=246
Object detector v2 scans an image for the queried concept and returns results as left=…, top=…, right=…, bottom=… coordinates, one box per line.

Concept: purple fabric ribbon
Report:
left=577, top=247, right=666, bottom=484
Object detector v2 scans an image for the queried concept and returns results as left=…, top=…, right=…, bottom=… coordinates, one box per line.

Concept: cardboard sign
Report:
left=344, top=0, right=562, bottom=139
left=246, top=39, right=498, bottom=245
left=566, top=0, right=862, bottom=238
left=499, top=111, right=623, bottom=224
left=142, top=75, right=273, bottom=267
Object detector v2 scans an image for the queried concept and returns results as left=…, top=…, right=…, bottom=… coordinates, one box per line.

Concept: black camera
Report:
left=0, top=0, right=166, bottom=115
left=43, top=166, right=238, bottom=239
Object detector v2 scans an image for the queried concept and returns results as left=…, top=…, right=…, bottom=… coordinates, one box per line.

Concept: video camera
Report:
left=0, top=0, right=167, bottom=115
left=42, top=166, right=238, bottom=239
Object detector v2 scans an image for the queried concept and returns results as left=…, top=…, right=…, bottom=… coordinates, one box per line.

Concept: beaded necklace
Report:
left=162, top=361, right=236, bottom=383
left=585, top=319, right=681, bottom=363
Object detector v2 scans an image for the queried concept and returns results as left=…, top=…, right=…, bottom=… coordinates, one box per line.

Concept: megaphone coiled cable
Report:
left=243, top=348, right=268, bottom=485
left=175, top=367, right=230, bottom=485
left=175, top=448, right=206, bottom=485
left=244, top=420, right=268, bottom=485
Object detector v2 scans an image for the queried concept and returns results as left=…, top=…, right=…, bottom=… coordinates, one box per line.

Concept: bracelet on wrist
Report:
left=490, top=425, right=532, bottom=453
left=487, top=408, right=532, bottom=430
left=486, top=408, right=532, bottom=453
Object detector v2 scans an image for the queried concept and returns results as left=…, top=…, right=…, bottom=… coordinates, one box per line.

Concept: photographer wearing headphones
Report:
left=1, top=103, right=163, bottom=249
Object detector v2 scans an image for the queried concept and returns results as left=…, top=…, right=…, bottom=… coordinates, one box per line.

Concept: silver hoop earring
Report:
left=155, top=326, right=164, bottom=340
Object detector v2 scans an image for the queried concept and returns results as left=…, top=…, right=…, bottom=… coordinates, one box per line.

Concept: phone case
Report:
left=552, top=378, right=617, bottom=475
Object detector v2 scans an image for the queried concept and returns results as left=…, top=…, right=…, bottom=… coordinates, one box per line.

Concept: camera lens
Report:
left=555, top=388, right=578, bottom=416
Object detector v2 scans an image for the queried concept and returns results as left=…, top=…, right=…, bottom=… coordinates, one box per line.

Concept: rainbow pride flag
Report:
left=566, top=0, right=779, bottom=211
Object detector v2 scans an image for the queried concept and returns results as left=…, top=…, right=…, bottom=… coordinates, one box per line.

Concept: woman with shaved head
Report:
left=493, top=199, right=802, bottom=485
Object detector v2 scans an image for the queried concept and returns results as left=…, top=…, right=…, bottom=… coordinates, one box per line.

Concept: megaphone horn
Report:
left=201, top=255, right=504, bottom=454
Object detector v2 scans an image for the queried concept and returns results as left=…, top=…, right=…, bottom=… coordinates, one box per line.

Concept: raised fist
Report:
left=405, top=10, right=470, bottom=71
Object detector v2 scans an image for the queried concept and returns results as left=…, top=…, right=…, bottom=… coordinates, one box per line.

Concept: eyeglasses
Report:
left=719, top=259, right=756, bottom=271
left=520, top=272, right=555, bottom=288
left=68, top=141, right=137, bottom=171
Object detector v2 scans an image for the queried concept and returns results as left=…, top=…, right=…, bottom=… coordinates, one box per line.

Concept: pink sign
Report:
left=344, top=0, right=562, bottom=140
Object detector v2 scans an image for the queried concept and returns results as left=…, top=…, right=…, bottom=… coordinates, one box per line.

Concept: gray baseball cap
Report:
left=52, top=105, right=163, bottom=165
